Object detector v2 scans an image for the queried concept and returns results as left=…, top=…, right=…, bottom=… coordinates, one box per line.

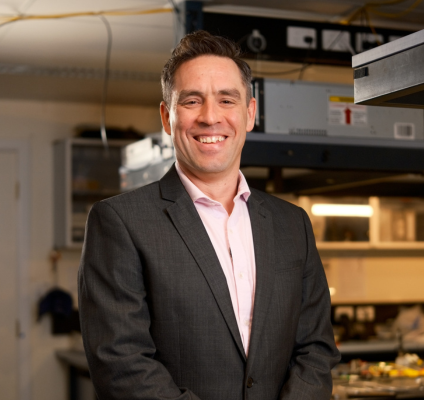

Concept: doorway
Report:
left=0, top=142, right=30, bottom=400
left=0, top=150, right=19, bottom=399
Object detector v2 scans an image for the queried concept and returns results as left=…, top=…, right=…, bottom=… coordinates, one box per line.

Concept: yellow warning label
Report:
left=329, top=96, right=354, bottom=103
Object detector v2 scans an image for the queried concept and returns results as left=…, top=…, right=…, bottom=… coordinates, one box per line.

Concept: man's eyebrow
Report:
left=218, top=89, right=241, bottom=99
left=177, top=88, right=242, bottom=103
left=177, top=90, right=203, bottom=102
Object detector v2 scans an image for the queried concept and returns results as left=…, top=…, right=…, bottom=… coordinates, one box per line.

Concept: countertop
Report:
left=56, top=349, right=89, bottom=370
left=339, top=340, right=424, bottom=354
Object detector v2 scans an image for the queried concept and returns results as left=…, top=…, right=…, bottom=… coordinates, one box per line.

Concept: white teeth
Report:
left=198, top=136, right=225, bottom=143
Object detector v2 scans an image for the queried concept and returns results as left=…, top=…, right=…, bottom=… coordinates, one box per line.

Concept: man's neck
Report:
left=178, top=163, right=239, bottom=215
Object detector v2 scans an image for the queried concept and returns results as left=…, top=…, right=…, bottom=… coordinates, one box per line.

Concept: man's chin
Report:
left=196, top=161, right=233, bottom=175
left=183, top=160, right=233, bottom=176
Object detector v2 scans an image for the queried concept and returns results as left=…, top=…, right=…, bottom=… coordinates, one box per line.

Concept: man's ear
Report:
left=160, top=101, right=172, bottom=135
left=246, top=97, right=257, bottom=133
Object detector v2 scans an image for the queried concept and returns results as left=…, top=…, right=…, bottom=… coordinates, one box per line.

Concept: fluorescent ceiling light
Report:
left=311, top=204, right=373, bottom=217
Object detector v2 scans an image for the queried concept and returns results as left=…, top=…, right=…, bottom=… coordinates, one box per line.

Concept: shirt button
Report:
left=244, top=319, right=250, bottom=327
left=238, top=272, right=243, bottom=279
left=247, top=377, right=254, bottom=388
left=229, top=229, right=233, bottom=234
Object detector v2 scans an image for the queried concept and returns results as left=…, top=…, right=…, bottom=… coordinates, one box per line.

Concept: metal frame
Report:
left=242, top=133, right=424, bottom=173
left=353, top=29, right=424, bottom=108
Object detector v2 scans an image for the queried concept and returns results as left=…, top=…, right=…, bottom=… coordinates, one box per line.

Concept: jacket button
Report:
left=247, top=377, right=254, bottom=388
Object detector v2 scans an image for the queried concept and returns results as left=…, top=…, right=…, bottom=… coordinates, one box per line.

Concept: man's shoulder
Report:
left=94, top=181, right=162, bottom=214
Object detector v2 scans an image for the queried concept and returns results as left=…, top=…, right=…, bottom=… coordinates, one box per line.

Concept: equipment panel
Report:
left=262, top=79, right=423, bottom=141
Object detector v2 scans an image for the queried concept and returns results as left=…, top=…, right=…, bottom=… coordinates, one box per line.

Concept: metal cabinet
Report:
left=54, top=138, right=133, bottom=249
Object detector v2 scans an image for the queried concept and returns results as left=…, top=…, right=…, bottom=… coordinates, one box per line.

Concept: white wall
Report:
left=0, top=98, right=162, bottom=400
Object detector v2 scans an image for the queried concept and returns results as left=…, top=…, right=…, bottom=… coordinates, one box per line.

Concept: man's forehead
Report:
left=171, top=56, right=245, bottom=101
left=174, top=55, right=244, bottom=86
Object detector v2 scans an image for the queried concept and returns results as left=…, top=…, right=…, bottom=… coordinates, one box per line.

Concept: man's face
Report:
left=160, top=55, right=256, bottom=178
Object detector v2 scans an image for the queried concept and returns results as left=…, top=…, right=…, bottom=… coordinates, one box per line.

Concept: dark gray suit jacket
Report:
left=78, top=165, right=340, bottom=400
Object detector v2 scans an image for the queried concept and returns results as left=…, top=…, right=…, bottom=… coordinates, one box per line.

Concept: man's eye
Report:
left=221, top=100, right=234, bottom=104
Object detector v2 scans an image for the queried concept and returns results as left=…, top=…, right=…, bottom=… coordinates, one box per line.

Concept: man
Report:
left=78, top=30, right=340, bottom=400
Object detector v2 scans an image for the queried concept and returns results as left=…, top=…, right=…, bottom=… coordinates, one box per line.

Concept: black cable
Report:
left=169, top=0, right=182, bottom=22
left=99, top=15, right=112, bottom=150
left=298, top=39, right=314, bottom=80
left=169, top=0, right=184, bottom=46
left=237, top=33, right=250, bottom=46
left=297, top=62, right=311, bottom=80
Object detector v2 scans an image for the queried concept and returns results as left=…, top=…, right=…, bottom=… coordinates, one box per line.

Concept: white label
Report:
left=394, top=122, right=415, bottom=140
left=328, top=96, right=367, bottom=127
left=287, top=27, right=317, bottom=49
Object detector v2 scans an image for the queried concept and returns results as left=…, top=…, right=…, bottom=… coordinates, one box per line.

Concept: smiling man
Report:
left=79, top=31, right=340, bottom=400
left=160, top=53, right=255, bottom=214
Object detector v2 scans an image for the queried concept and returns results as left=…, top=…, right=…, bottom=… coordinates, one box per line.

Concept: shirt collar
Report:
left=175, top=161, right=251, bottom=205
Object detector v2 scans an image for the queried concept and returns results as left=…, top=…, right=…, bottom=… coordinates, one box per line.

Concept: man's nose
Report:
left=197, top=100, right=221, bottom=126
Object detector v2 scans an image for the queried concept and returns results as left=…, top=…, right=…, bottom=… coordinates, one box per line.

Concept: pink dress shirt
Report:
left=175, top=162, right=256, bottom=355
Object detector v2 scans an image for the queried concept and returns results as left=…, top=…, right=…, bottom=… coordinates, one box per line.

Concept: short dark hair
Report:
left=161, top=30, right=252, bottom=106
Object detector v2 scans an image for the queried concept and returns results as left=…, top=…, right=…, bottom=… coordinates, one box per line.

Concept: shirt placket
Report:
left=228, top=201, right=253, bottom=353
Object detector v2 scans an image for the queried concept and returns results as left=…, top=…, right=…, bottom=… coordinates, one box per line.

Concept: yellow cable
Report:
left=368, top=0, right=423, bottom=18
left=339, top=0, right=421, bottom=24
left=364, top=8, right=383, bottom=44
left=0, top=7, right=173, bottom=27
left=366, top=0, right=411, bottom=7
left=340, top=6, right=367, bottom=24
left=339, top=6, right=382, bottom=44
left=339, top=0, right=412, bottom=23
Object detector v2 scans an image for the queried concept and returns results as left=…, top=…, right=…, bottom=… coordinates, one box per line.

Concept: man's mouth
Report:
left=194, top=136, right=227, bottom=143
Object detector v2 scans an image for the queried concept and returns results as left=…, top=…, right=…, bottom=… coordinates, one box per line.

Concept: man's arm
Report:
left=279, top=208, right=340, bottom=399
left=78, top=201, right=200, bottom=400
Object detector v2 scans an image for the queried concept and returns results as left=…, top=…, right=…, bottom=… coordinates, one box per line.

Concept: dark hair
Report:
left=161, top=30, right=252, bottom=106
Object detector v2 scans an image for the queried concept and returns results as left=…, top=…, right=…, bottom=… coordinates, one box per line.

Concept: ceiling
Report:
left=1, top=0, right=424, bottom=106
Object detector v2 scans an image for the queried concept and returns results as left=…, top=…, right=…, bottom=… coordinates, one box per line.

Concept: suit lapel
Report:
left=246, top=191, right=276, bottom=369
left=160, top=166, right=246, bottom=361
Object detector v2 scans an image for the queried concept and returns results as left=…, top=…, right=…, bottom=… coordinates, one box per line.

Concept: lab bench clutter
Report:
left=332, top=304, right=424, bottom=399
left=54, top=303, right=424, bottom=399
left=332, top=358, right=424, bottom=399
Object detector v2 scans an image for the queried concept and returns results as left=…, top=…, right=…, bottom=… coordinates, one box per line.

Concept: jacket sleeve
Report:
left=279, top=208, right=340, bottom=400
left=78, top=201, right=201, bottom=400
